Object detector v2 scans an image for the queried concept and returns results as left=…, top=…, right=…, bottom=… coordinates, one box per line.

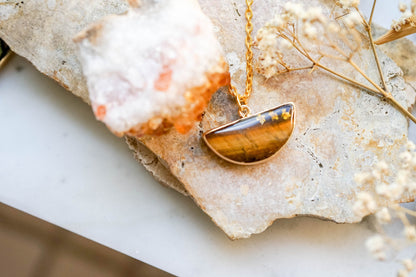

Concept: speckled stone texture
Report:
left=135, top=0, right=416, bottom=239
left=0, top=0, right=129, bottom=103
left=1, top=0, right=416, bottom=239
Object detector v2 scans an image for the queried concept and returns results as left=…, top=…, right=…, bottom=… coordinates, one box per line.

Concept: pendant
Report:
left=203, top=103, right=295, bottom=165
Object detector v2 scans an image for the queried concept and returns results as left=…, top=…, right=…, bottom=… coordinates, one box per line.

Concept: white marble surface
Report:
left=1, top=1, right=416, bottom=276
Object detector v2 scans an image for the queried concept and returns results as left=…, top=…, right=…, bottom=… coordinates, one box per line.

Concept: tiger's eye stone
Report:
left=203, top=103, right=295, bottom=165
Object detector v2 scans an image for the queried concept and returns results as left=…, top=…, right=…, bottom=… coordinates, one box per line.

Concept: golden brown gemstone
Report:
left=203, top=103, right=295, bottom=165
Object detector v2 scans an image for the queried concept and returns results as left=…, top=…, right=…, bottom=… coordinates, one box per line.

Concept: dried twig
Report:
left=256, top=1, right=416, bottom=124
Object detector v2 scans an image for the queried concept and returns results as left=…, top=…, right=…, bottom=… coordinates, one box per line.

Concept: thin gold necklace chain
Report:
left=228, top=0, right=254, bottom=118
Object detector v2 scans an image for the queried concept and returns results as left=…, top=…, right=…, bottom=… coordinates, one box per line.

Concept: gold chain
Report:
left=228, top=0, right=254, bottom=118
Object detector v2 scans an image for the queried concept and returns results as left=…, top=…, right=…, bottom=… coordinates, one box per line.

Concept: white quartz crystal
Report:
left=77, top=0, right=224, bottom=134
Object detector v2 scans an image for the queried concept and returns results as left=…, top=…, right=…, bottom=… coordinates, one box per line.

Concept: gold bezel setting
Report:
left=203, top=102, right=296, bottom=165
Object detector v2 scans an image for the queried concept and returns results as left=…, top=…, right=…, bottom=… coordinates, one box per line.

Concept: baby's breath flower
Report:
left=258, top=31, right=278, bottom=49
left=376, top=207, right=391, bottom=224
left=375, top=183, right=388, bottom=196
left=404, top=226, right=416, bottom=241
left=407, top=181, right=416, bottom=193
left=398, top=269, right=409, bottom=277
left=257, top=2, right=416, bottom=275
left=327, top=22, right=340, bottom=33
left=402, top=259, right=415, bottom=272
left=400, top=151, right=412, bottom=163
left=376, top=161, right=389, bottom=173
left=262, top=56, right=276, bottom=68
left=365, top=235, right=386, bottom=260
left=410, top=154, right=416, bottom=168
left=270, top=15, right=286, bottom=29
left=338, top=0, right=360, bottom=9
left=403, top=10, right=413, bottom=20
left=399, top=2, right=408, bottom=13
left=376, top=183, right=404, bottom=201
left=303, top=22, right=318, bottom=40
left=372, top=169, right=382, bottom=180
left=406, top=141, right=416, bottom=152
left=306, top=6, right=326, bottom=23
left=372, top=161, right=390, bottom=179
left=353, top=192, right=377, bottom=217
left=284, top=2, right=306, bottom=20
left=280, top=39, right=293, bottom=50
left=354, top=172, right=374, bottom=185
left=396, top=170, right=409, bottom=186
left=343, top=11, right=363, bottom=28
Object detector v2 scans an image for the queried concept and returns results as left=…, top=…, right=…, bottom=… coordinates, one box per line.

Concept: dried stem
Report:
left=290, top=35, right=380, bottom=94
left=283, top=65, right=314, bottom=73
left=397, top=210, right=411, bottom=227
left=257, top=3, right=416, bottom=124
left=289, top=26, right=416, bottom=124
left=309, top=47, right=415, bottom=123
left=388, top=97, right=416, bottom=123
left=396, top=205, right=416, bottom=218
left=368, top=0, right=377, bottom=26
left=348, top=59, right=386, bottom=94
left=326, top=56, right=416, bottom=123
left=355, top=5, right=388, bottom=91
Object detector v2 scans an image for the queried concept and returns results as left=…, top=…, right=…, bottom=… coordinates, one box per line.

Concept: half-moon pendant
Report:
left=203, top=103, right=295, bottom=165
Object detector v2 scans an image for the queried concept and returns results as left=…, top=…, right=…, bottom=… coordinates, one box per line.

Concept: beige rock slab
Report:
left=135, top=0, right=416, bottom=239
left=1, top=0, right=416, bottom=239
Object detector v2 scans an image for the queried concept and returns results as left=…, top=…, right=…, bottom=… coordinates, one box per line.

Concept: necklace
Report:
left=203, top=0, right=296, bottom=165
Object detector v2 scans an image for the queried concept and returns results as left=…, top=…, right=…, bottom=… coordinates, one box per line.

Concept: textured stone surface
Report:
left=0, top=0, right=129, bottom=103
left=135, top=0, right=416, bottom=239
left=1, top=0, right=416, bottom=239
left=125, top=136, right=188, bottom=196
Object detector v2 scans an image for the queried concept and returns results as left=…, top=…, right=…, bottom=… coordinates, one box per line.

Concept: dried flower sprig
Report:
left=255, top=0, right=416, bottom=124
left=256, top=1, right=416, bottom=274
left=375, top=0, right=416, bottom=45
left=353, top=141, right=416, bottom=276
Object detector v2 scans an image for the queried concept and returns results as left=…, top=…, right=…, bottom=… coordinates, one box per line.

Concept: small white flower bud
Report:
left=353, top=192, right=377, bottom=216
left=327, top=22, right=340, bottom=33
left=339, top=0, right=360, bottom=9
left=376, top=161, right=389, bottom=173
left=279, top=39, right=293, bottom=50
left=404, top=226, right=416, bottom=241
left=376, top=207, right=391, bottom=224
left=399, top=2, right=408, bottom=13
left=396, top=170, right=408, bottom=186
left=402, top=259, right=414, bottom=271
left=398, top=269, right=409, bottom=277
left=365, top=235, right=386, bottom=260
left=406, top=141, right=416, bottom=152
left=303, top=22, right=318, bottom=40
left=400, top=152, right=412, bottom=164
left=343, top=11, right=363, bottom=28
